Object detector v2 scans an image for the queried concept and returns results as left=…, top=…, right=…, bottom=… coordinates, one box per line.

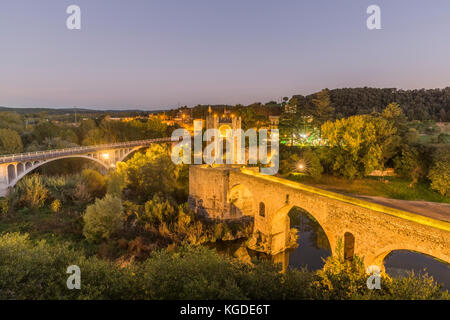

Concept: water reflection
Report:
left=384, top=250, right=450, bottom=290
left=247, top=208, right=332, bottom=272
left=286, top=208, right=331, bottom=271
left=208, top=209, right=449, bottom=290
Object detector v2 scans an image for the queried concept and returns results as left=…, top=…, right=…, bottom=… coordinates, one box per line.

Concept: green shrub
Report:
left=16, top=175, right=48, bottom=210
left=428, top=150, right=450, bottom=196
left=106, top=171, right=126, bottom=197
left=141, top=194, right=178, bottom=226
left=82, top=195, right=124, bottom=243
left=394, top=145, right=425, bottom=185
left=138, top=246, right=245, bottom=299
left=0, top=198, right=9, bottom=215
left=82, top=169, right=106, bottom=198
left=50, top=199, right=62, bottom=213
left=0, top=234, right=447, bottom=300
left=0, top=233, right=136, bottom=299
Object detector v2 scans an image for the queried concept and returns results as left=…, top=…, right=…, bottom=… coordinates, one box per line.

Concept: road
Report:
left=352, top=195, right=450, bottom=222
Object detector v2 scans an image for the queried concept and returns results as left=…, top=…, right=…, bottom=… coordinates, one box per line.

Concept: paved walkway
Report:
left=352, top=195, right=450, bottom=222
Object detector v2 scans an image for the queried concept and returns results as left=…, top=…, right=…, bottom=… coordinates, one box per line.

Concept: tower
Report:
left=205, top=110, right=242, bottom=164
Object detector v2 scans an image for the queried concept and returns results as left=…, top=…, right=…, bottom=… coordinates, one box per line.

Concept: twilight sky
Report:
left=0, top=0, right=449, bottom=110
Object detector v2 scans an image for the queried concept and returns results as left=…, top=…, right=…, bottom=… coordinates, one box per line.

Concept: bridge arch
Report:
left=7, top=164, right=15, bottom=183
left=117, top=146, right=147, bottom=163
left=369, top=244, right=449, bottom=271
left=271, top=204, right=335, bottom=256
left=8, top=155, right=110, bottom=188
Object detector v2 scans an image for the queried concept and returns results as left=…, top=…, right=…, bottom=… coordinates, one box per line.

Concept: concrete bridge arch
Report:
left=3, top=147, right=145, bottom=190
left=0, top=137, right=173, bottom=196
left=6, top=155, right=110, bottom=189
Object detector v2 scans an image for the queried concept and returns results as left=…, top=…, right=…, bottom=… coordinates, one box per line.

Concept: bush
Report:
left=116, top=144, right=179, bottom=201
left=15, top=175, right=48, bottom=210
left=280, top=147, right=323, bottom=180
left=428, top=150, right=450, bottom=196
left=303, top=148, right=323, bottom=180
left=0, top=233, right=136, bottom=299
left=82, top=169, right=106, bottom=198
left=0, top=234, right=447, bottom=300
left=141, top=194, right=178, bottom=226
left=437, top=133, right=450, bottom=144
left=50, top=199, right=62, bottom=213
left=394, top=145, right=425, bottom=185
left=106, top=171, right=126, bottom=197
left=0, top=198, right=9, bottom=215
left=138, top=246, right=245, bottom=299
left=82, top=195, right=124, bottom=243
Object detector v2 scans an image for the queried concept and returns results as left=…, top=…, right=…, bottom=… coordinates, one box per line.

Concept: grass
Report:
left=0, top=206, right=98, bottom=255
left=286, top=174, right=450, bottom=204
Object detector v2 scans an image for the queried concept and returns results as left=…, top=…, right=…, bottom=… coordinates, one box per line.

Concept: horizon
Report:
left=2, top=85, right=449, bottom=112
left=1, top=0, right=450, bottom=110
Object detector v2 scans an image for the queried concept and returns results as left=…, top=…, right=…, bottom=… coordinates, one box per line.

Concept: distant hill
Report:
left=0, top=106, right=166, bottom=116
left=293, top=87, right=450, bottom=121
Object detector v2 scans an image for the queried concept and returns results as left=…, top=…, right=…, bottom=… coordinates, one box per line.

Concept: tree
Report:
left=439, top=108, right=447, bottom=121
left=82, top=169, right=106, bottom=198
left=141, top=194, right=178, bottom=226
left=393, top=145, right=425, bottom=185
left=236, top=106, right=257, bottom=130
left=321, top=115, right=397, bottom=178
left=312, top=90, right=334, bottom=129
left=116, top=144, right=179, bottom=201
left=0, top=128, right=23, bottom=155
left=382, top=102, right=408, bottom=136
left=106, top=171, right=126, bottom=197
left=428, top=150, right=450, bottom=196
left=83, top=195, right=124, bottom=243
left=31, top=122, right=61, bottom=143
left=280, top=148, right=323, bottom=180
left=0, top=112, right=24, bottom=133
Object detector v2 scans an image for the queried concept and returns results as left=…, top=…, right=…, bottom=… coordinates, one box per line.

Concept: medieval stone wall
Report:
left=189, top=165, right=450, bottom=268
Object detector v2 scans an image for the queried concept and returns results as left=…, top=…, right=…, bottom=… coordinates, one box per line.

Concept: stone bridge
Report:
left=0, top=137, right=172, bottom=196
left=189, top=165, right=450, bottom=269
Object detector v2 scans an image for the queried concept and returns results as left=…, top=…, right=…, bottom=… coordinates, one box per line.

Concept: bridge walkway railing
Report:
left=0, top=137, right=172, bottom=164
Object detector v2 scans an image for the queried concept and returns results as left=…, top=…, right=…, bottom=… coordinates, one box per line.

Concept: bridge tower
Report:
left=205, top=108, right=242, bottom=163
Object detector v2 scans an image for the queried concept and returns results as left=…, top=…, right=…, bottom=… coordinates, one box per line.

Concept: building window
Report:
left=259, top=202, right=265, bottom=217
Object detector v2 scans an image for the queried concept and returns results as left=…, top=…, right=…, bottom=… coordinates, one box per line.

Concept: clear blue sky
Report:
left=0, top=0, right=449, bottom=110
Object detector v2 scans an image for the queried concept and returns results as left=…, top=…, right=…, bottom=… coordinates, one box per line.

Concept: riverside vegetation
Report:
left=0, top=94, right=449, bottom=299
left=0, top=144, right=448, bottom=300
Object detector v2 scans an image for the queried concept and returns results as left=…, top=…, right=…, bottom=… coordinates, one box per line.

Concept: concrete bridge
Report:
left=0, top=137, right=172, bottom=196
left=189, top=165, right=450, bottom=269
